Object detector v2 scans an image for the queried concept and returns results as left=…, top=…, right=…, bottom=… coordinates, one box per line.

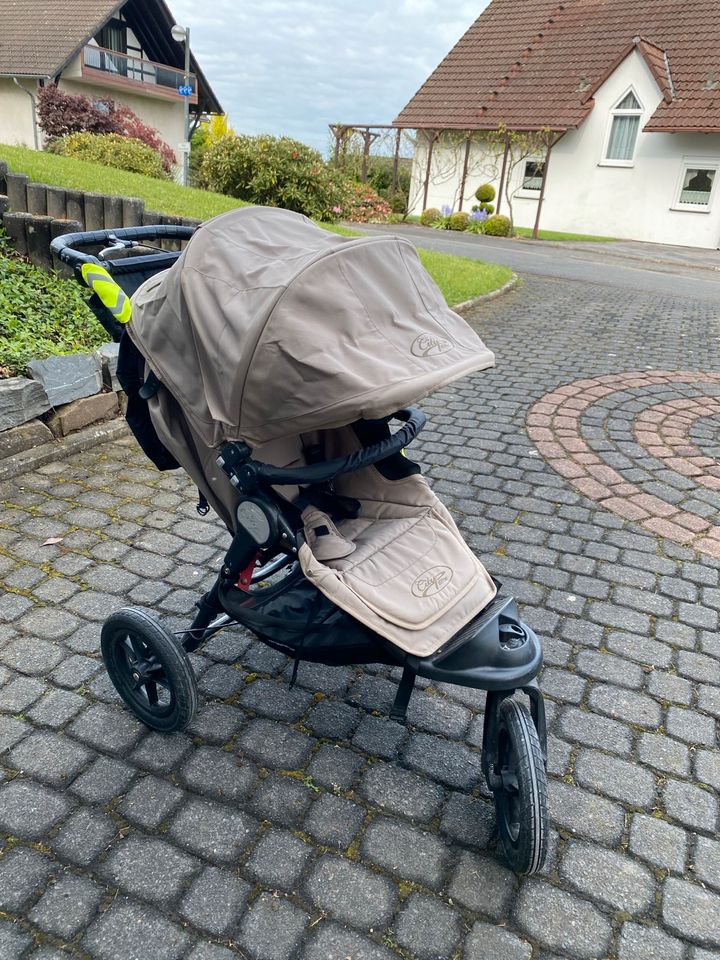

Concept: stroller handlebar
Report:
left=50, top=225, right=196, bottom=268
left=219, top=409, right=427, bottom=492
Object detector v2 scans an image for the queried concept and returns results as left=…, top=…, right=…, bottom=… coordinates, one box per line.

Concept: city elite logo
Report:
left=411, top=333, right=453, bottom=357
left=411, top=565, right=453, bottom=597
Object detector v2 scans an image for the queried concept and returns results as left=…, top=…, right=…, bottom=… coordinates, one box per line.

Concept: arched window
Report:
left=604, top=90, right=643, bottom=163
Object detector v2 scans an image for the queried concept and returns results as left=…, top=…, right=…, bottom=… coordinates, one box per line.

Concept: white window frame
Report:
left=599, top=87, right=643, bottom=168
left=671, top=157, right=720, bottom=214
left=516, top=157, right=546, bottom=198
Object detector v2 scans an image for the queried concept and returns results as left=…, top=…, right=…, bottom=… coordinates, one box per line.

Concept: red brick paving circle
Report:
left=526, top=370, right=720, bottom=559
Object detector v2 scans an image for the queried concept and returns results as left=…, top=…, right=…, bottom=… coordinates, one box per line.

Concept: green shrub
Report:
left=479, top=202, right=495, bottom=214
left=0, top=235, right=103, bottom=377
left=199, top=134, right=352, bottom=220
left=57, top=132, right=168, bottom=179
left=420, top=207, right=441, bottom=226
left=448, top=211, right=470, bottom=231
left=475, top=183, right=496, bottom=203
left=390, top=191, right=407, bottom=214
left=483, top=214, right=512, bottom=237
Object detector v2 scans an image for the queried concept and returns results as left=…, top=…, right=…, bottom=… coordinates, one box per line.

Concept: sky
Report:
left=169, top=0, right=489, bottom=155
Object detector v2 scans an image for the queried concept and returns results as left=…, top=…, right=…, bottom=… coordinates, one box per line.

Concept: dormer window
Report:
left=604, top=90, right=642, bottom=164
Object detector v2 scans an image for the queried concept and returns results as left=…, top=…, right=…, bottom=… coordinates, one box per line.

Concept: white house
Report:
left=0, top=0, right=221, bottom=157
left=395, top=0, right=720, bottom=249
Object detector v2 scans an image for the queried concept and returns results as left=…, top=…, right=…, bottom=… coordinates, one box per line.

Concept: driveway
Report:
left=354, top=222, right=720, bottom=300
left=0, top=267, right=718, bottom=959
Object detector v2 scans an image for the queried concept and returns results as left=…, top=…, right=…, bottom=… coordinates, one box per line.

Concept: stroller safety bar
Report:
left=50, top=225, right=195, bottom=273
left=218, top=407, right=427, bottom=491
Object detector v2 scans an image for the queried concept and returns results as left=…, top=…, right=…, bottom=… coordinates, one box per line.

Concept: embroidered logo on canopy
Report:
left=411, top=334, right=453, bottom=358
left=412, top=565, right=453, bottom=598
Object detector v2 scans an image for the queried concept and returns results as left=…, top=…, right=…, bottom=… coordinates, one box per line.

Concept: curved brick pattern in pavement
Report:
left=0, top=275, right=719, bottom=960
left=527, top=371, right=720, bottom=558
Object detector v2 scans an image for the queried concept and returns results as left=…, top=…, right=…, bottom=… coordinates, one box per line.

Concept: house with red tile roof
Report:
left=0, top=0, right=221, bottom=159
left=395, top=0, right=720, bottom=248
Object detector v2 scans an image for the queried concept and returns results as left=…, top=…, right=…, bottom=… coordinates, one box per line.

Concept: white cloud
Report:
left=167, top=0, right=489, bottom=153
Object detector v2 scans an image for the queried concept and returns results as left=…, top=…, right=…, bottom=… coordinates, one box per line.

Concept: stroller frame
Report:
left=52, top=224, right=550, bottom=876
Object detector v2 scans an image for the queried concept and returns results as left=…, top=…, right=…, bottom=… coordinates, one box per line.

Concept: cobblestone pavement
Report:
left=0, top=273, right=719, bottom=960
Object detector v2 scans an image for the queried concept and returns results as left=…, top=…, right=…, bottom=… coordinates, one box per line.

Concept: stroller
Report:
left=52, top=207, right=549, bottom=875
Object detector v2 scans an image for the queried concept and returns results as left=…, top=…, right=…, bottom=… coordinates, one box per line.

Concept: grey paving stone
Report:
left=464, top=922, right=532, bottom=960
left=588, top=683, right=662, bottom=728
left=28, top=873, right=104, bottom=938
left=245, top=828, right=313, bottom=891
left=26, top=687, right=87, bottom=728
left=51, top=806, right=117, bottom=866
left=629, top=813, right=688, bottom=873
left=239, top=678, right=313, bottom=722
left=102, top=835, right=200, bottom=905
left=71, top=755, right=136, bottom=804
left=237, top=718, right=314, bottom=769
left=358, top=760, right=445, bottom=822
left=304, top=793, right=365, bottom=849
left=695, top=748, right=720, bottom=790
left=515, top=879, right=613, bottom=959
left=0, top=919, right=33, bottom=959
left=403, top=732, right=483, bottom=789
left=439, top=791, right=496, bottom=849
left=179, top=866, right=251, bottom=936
left=394, top=893, right=462, bottom=960
left=117, top=775, right=184, bottom=830
left=540, top=668, right=587, bottom=704
left=0, top=779, right=71, bottom=839
left=639, top=732, right=690, bottom=777
left=180, top=746, right=257, bottom=803
left=306, top=744, right=365, bottom=790
left=693, top=836, right=720, bottom=892
left=352, top=714, right=408, bottom=759
left=0, top=716, right=30, bottom=752
left=305, top=854, right=397, bottom=928
left=0, top=846, right=58, bottom=911
left=68, top=703, right=145, bottom=755
left=302, top=921, right=397, bottom=960
left=618, top=921, right=685, bottom=960
left=663, top=779, right=718, bottom=832
left=0, top=676, right=46, bottom=712
left=9, top=730, right=92, bottom=786
left=306, top=699, right=361, bottom=739
left=83, top=897, right=190, bottom=960
left=250, top=772, right=315, bottom=827
left=406, top=690, right=471, bottom=737
left=666, top=706, right=716, bottom=746
left=0, top=636, right=65, bottom=675
left=198, top=663, right=246, bottom=699
left=574, top=749, right=656, bottom=807
left=362, top=817, right=448, bottom=890
left=558, top=706, right=633, bottom=755
left=560, top=840, right=656, bottom=913
left=548, top=781, right=625, bottom=845
left=129, top=731, right=193, bottom=773
left=663, top=877, right=720, bottom=947
left=187, top=945, right=237, bottom=960
left=186, top=702, right=247, bottom=744
left=169, top=797, right=258, bottom=863
left=239, top=892, right=309, bottom=960
left=448, top=849, right=516, bottom=920
left=647, top=671, right=693, bottom=706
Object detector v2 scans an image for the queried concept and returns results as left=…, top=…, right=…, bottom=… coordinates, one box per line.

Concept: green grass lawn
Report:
left=0, top=144, right=514, bottom=313
left=513, top=226, right=617, bottom=242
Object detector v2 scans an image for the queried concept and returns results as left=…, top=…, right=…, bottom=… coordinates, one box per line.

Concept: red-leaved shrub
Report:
left=339, top=182, right=392, bottom=223
left=37, top=84, right=175, bottom=173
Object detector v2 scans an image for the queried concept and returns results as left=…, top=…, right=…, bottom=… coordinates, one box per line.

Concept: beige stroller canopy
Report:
left=130, top=206, right=496, bottom=450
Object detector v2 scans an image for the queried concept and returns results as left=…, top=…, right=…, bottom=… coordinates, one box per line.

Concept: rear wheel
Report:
left=491, top=697, right=548, bottom=875
left=101, top=608, right=197, bottom=732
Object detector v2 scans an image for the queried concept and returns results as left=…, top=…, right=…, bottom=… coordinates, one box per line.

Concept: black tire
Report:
left=491, top=697, right=548, bottom=875
left=101, top=608, right=198, bottom=732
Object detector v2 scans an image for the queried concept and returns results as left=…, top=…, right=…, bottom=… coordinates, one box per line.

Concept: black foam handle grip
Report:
left=50, top=225, right=197, bottom=267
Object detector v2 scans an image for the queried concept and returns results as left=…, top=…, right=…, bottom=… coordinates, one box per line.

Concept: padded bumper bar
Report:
left=50, top=225, right=195, bottom=273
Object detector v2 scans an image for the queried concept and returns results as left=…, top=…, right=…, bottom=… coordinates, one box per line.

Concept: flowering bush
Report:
left=38, top=84, right=175, bottom=172
left=465, top=209, right=488, bottom=234
left=199, top=134, right=352, bottom=220
left=338, top=182, right=392, bottom=223
left=55, top=132, right=168, bottom=179
left=431, top=205, right=455, bottom=229
left=472, top=202, right=495, bottom=215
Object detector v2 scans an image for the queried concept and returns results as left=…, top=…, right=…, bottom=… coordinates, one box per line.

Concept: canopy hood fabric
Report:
left=130, top=206, right=495, bottom=449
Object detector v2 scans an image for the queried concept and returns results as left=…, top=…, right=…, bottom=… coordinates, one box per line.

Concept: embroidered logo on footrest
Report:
left=412, top=565, right=453, bottom=598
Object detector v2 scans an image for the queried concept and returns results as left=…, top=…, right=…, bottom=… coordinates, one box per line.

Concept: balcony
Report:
left=80, top=44, right=198, bottom=104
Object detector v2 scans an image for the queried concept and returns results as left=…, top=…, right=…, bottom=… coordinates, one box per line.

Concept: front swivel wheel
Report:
left=101, top=608, right=198, bottom=732
left=491, top=697, right=548, bottom=875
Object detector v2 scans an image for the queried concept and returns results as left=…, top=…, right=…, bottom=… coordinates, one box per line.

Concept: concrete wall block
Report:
left=46, top=392, right=118, bottom=438
left=0, top=196, right=8, bottom=219
left=0, top=161, right=8, bottom=195
left=0, top=377, right=51, bottom=431
left=5, top=172, right=29, bottom=212
left=46, top=186, right=68, bottom=220
left=95, top=342, right=121, bottom=392
left=103, top=194, right=123, bottom=229
left=84, top=193, right=105, bottom=231
left=26, top=353, right=103, bottom=407
left=50, top=218, right=83, bottom=278
left=122, top=197, right=144, bottom=227
left=0, top=419, right=53, bottom=459
left=25, top=182, right=48, bottom=216
left=25, top=215, right=54, bottom=271
left=2, top=211, right=31, bottom=256
left=142, top=209, right=162, bottom=226
left=65, top=190, right=85, bottom=227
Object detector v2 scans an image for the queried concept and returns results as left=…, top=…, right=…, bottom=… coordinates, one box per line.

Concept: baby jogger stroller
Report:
left=52, top=207, right=549, bottom=875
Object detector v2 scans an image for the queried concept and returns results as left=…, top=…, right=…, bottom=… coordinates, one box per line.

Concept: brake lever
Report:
left=99, top=235, right=139, bottom=260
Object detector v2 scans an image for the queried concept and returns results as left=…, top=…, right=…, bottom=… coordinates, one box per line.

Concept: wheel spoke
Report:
left=145, top=681, right=159, bottom=705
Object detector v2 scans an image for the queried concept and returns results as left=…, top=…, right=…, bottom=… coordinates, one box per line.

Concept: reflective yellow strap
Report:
left=81, top=263, right=132, bottom=324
